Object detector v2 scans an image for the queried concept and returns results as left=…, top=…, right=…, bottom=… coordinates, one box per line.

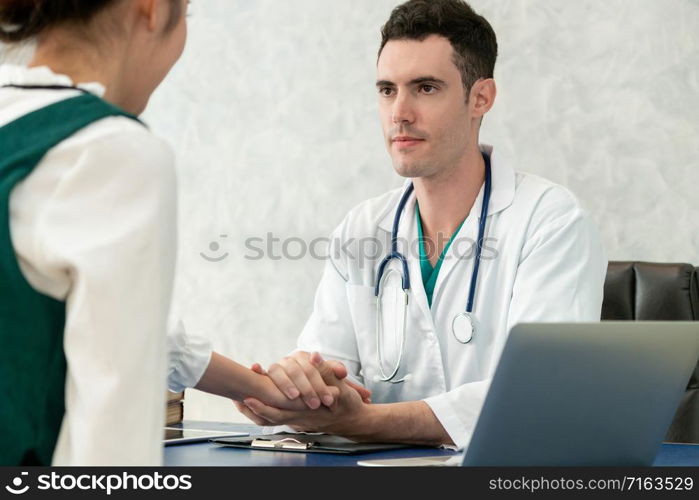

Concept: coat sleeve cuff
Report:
left=423, top=380, right=491, bottom=451
left=167, top=320, right=213, bottom=392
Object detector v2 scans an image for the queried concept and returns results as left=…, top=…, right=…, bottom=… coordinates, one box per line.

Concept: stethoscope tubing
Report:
left=374, top=152, right=493, bottom=383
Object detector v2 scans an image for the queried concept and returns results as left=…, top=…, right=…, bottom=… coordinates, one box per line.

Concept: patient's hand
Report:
left=251, top=375, right=315, bottom=411
left=236, top=356, right=370, bottom=435
left=252, top=352, right=371, bottom=410
left=232, top=356, right=332, bottom=426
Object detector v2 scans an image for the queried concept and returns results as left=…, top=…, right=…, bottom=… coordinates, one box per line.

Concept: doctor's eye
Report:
left=379, top=87, right=396, bottom=98
left=419, top=84, right=438, bottom=95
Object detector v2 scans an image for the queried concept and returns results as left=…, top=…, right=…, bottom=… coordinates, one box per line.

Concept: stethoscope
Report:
left=374, top=152, right=492, bottom=383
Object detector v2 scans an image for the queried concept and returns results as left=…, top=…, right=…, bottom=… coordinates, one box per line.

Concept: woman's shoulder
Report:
left=55, top=113, right=176, bottom=181
left=68, top=113, right=173, bottom=162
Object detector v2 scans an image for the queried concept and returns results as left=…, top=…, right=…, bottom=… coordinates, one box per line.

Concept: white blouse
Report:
left=0, top=64, right=211, bottom=465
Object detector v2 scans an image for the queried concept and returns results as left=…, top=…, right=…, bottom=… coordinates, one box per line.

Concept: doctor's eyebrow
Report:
left=375, top=76, right=448, bottom=88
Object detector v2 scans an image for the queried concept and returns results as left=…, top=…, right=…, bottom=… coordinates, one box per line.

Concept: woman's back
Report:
left=0, top=0, right=189, bottom=465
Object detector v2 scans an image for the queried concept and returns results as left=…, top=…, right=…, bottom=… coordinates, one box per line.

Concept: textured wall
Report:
left=3, top=1, right=699, bottom=421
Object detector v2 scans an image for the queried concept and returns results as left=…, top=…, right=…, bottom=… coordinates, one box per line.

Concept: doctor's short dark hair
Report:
left=0, top=0, right=183, bottom=43
left=379, top=0, right=498, bottom=95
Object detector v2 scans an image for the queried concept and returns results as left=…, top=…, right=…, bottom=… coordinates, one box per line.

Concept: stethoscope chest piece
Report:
left=452, top=312, right=475, bottom=344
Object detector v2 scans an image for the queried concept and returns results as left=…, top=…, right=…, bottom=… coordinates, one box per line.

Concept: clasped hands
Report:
left=236, top=351, right=372, bottom=437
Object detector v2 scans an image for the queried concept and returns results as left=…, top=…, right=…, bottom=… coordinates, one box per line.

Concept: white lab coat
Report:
left=0, top=64, right=211, bottom=465
left=297, top=145, right=608, bottom=449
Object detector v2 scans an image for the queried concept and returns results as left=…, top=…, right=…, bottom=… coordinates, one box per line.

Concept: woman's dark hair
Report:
left=379, top=0, right=498, bottom=95
left=0, top=0, right=183, bottom=43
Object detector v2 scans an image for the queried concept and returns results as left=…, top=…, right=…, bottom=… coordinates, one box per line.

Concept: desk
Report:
left=164, top=421, right=699, bottom=467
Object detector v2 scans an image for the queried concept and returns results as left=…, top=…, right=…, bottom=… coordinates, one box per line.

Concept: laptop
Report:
left=358, top=322, right=699, bottom=466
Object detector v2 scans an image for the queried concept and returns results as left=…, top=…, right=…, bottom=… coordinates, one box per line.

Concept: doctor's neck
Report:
left=412, top=144, right=486, bottom=240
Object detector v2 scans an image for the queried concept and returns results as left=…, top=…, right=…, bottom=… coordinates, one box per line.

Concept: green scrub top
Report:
left=416, top=203, right=467, bottom=307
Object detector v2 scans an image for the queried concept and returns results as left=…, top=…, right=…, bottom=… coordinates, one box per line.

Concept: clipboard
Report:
left=211, top=433, right=415, bottom=454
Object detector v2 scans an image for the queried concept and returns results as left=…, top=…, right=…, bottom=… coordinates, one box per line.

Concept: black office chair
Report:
left=602, top=262, right=699, bottom=444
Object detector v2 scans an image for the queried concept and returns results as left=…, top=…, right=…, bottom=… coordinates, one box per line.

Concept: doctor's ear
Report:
left=469, top=78, right=497, bottom=120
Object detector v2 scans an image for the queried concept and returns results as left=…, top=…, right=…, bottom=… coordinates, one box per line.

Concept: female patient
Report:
left=0, top=0, right=350, bottom=466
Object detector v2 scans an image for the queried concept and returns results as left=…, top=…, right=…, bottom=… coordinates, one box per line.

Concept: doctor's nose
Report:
left=391, top=94, right=416, bottom=125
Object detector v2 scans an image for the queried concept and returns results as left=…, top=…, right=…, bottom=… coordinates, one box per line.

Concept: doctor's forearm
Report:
left=353, top=401, right=454, bottom=447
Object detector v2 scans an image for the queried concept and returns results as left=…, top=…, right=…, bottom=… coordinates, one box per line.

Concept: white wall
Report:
left=4, top=0, right=699, bottom=421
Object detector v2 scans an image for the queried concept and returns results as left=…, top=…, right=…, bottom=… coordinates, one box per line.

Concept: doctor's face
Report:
left=377, top=35, right=476, bottom=179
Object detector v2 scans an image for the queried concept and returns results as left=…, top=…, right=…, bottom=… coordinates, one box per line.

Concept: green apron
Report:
left=0, top=93, right=141, bottom=465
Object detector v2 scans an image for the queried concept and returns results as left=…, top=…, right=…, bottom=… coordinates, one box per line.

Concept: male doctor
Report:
left=238, top=0, right=607, bottom=449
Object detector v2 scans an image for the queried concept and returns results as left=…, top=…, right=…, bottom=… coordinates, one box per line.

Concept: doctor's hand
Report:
left=257, top=351, right=371, bottom=410
left=237, top=357, right=371, bottom=436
